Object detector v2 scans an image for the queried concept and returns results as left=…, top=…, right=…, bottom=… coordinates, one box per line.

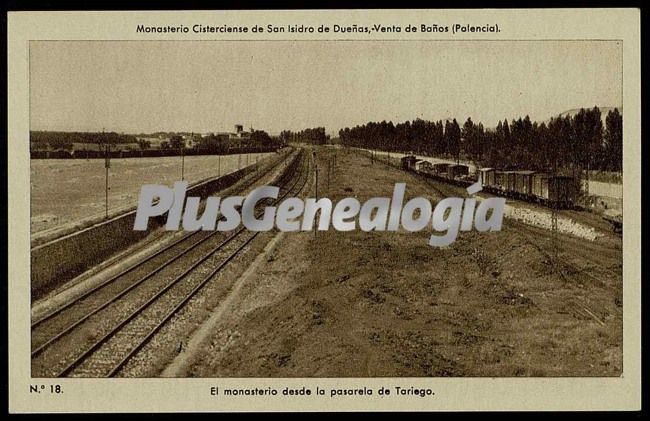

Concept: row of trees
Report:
left=32, top=129, right=282, bottom=155
left=190, top=130, right=281, bottom=153
left=279, top=127, right=329, bottom=145
left=30, top=131, right=139, bottom=151
left=339, top=119, right=464, bottom=157
left=338, top=107, right=623, bottom=172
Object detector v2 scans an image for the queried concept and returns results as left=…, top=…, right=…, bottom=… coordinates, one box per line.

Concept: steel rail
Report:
left=32, top=150, right=291, bottom=328
left=52, top=152, right=308, bottom=377
left=32, top=151, right=301, bottom=358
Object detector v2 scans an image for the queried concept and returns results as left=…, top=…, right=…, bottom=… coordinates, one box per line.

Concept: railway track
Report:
left=415, top=170, right=621, bottom=325
left=31, top=151, right=310, bottom=377
left=30, top=149, right=291, bottom=302
left=508, top=224, right=621, bottom=329
left=509, top=221, right=621, bottom=283
left=32, top=152, right=298, bottom=353
left=416, top=169, right=621, bottom=281
left=32, top=150, right=291, bottom=321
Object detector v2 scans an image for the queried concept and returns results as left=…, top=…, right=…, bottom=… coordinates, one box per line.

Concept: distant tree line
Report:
left=338, top=107, right=622, bottom=172
left=188, top=130, right=280, bottom=153
left=30, top=131, right=139, bottom=151
left=31, top=129, right=282, bottom=154
left=135, top=131, right=186, bottom=138
left=250, top=130, right=281, bottom=146
left=279, top=127, right=329, bottom=145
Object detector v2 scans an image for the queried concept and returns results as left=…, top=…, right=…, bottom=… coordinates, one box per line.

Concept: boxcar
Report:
left=415, top=160, right=434, bottom=173
left=532, top=173, right=576, bottom=208
left=401, top=155, right=418, bottom=171
left=513, top=170, right=536, bottom=198
left=432, top=163, right=450, bottom=177
left=532, top=173, right=549, bottom=200
left=503, top=171, right=517, bottom=195
left=478, top=168, right=496, bottom=189
left=447, top=164, right=469, bottom=180
left=550, top=176, right=577, bottom=208
left=494, top=170, right=507, bottom=192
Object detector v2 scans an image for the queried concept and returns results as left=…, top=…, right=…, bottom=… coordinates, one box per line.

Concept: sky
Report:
left=30, top=40, right=622, bottom=135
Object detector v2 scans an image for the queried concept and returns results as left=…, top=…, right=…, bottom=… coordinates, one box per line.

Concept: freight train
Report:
left=400, top=155, right=577, bottom=209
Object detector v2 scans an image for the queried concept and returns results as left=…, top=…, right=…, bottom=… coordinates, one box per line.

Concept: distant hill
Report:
left=444, top=108, right=621, bottom=130
left=480, top=107, right=623, bottom=130
left=550, top=106, right=622, bottom=124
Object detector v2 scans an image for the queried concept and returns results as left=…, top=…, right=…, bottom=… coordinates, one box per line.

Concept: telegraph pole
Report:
left=313, top=150, right=318, bottom=238
left=181, top=133, right=187, bottom=181
left=327, top=159, right=331, bottom=191
left=585, top=161, right=590, bottom=198
left=103, top=128, right=110, bottom=219
left=551, top=154, right=559, bottom=268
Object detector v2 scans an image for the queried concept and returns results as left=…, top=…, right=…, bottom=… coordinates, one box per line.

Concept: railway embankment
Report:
left=350, top=147, right=612, bottom=241
left=30, top=150, right=292, bottom=299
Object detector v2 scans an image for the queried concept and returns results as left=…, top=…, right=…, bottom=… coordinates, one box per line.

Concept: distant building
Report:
left=182, top=134, right=202, bottom=148
left=211, top=125, right=253, bottom=142
left=136, top=137, right=169, bottom=149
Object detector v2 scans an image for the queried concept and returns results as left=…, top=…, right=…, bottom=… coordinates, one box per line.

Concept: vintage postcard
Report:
left=7, top=8, right=641, bottom=412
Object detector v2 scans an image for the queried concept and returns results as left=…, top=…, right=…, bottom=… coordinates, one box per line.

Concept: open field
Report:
left=30, top=152, right=272, bottom=234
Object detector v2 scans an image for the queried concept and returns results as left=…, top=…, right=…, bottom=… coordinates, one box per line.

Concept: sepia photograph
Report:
left=28, top=39, right=624, bottom=378
left=7, top=8, right=641, bottom=413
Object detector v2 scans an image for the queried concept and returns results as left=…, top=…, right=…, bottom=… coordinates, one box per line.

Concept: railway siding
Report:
left=356, top=148, right=611, bottom=241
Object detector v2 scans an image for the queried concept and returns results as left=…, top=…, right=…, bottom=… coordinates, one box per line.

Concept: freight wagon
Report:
left=478, top=168, right=496, bottom=187
left=432, top=163, right=450, bottom=176
left=447, top=164, right=469, bottom=181
left=493, top=171, right=507, bottom=192
left=513, top=170, right=536, bottom=198
left=399, top=155, right=578, bottom=210
left=531, top=173, right=576, bottom=208
left=415, top=160, right=434, bottom=173
left=401, top=155, right=418, bottom=171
